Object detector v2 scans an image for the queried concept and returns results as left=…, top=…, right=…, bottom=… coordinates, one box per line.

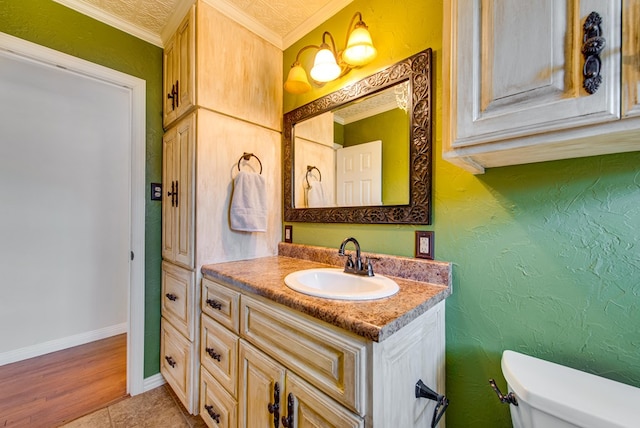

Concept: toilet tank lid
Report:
left=501, top=350, right=640, bottom=428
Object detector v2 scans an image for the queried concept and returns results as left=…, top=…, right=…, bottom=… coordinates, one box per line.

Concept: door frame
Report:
left=0, top=32, right=146, bottom=395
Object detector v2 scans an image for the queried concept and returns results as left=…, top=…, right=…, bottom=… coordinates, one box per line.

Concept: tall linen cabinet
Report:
left=160, top=0, right=282, bottom=414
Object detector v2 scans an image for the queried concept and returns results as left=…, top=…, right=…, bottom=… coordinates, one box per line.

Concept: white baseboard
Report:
left=142, top=373, right=166, bottom=393
left=0, top=323, right=127, bottom=366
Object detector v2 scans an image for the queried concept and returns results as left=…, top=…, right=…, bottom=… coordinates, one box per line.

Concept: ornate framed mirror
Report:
left=283, top=48, right=432, bottom=224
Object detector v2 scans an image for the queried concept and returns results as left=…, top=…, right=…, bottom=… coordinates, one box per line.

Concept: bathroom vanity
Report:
left=197, top=243, right=451, bottom=427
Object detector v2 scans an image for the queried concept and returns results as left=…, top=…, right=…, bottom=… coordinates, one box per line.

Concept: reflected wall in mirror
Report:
left=293, top=82, right=410, bottom=209
left=284, top=48, right=432, bottom=224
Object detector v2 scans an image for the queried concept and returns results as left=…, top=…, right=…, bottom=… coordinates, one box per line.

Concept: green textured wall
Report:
left=284, top=1, right=640, bottom=426
left=1, top=0, right=164, bottom=378
left=344, top=109, right=409, bottom=204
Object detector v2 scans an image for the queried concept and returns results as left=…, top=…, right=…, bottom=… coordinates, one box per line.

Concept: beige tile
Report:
left=60, top=408, right=111, bottom=428
left=163, top=384, right=208, bottom=428
left=109, top=386, right=188, bottom=428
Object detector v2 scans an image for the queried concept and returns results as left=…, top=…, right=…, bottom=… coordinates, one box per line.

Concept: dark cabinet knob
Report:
left=165, top=293, right=178, bottom=301
left=164, top=355, right=176, bottom=368
left=204, top=404, right=220, bottom=423
left=206, top=347, right=221, bottom=362
left=206, top=299, right=222, bottom=310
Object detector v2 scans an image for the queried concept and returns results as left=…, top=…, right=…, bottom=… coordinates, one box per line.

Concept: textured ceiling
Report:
left=53, top=0, right=353, bottom=48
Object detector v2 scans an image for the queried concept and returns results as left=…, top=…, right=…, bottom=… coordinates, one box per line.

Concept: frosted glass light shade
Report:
left=284, top=63, right=312, bottom=94
left=343, top=26, right=377, bottom=66
left=310, top=48, right=341, bottom=82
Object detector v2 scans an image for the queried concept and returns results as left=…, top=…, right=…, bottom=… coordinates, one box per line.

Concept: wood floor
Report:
left=0, top=334, right=128, bottom=427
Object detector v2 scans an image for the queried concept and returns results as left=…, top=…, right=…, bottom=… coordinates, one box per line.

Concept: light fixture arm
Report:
left=292, top=44, right=320, bottom=65
left=344, top=12, right=365, bottom=49
left=321, top=31, right=338, bottom=54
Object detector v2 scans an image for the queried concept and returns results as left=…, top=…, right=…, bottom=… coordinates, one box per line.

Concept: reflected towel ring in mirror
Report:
left=305, top=165, right=322, bottom=188
left=237, top=152, right=263, bottom=174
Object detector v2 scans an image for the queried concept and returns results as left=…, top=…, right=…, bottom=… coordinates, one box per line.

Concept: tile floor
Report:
left=61, top=384, right=207, bottom=428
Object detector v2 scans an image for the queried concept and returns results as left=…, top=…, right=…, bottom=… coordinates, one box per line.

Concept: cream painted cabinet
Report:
left=444, top=0, right=640, bottom=173
left=160, top=0, right=282, bottom=416
left=239, top=341, right=364, bottom=428
left=163, top=5, right=195, bottom=128
left=200, top=277, right=446, bottom=427
left=162, top=113, right=195, bottom=269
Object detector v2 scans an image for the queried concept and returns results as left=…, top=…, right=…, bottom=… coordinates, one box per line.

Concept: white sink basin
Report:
left=284, top=268, right=399, bottom=301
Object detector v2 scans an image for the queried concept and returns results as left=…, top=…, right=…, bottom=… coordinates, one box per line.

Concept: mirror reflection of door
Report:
left=336, top=140, right=382, bottom=206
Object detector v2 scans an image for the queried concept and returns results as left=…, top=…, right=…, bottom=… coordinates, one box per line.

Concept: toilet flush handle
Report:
left=489, top=379, right=518, bottom=406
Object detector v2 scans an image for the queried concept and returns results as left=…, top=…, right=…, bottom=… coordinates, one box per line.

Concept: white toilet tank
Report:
left=501, top=350, right=640, bottom=428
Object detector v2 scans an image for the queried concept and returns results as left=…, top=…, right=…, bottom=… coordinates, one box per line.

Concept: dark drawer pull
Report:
left=206, top=347, right=221, bottom=362
left=268, top=382, right=281, bottom=428
left=281, top=393, right=294, bottom=427
left=164, top=355, right=176, bottom=368
left=204, top=404, right=220, bottom=423
left=206, top=299, right=222, bottom=310
left=165, top=293, right=178, bottom=301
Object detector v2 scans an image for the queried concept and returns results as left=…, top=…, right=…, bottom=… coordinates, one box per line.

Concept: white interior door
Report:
left=0, top=33, right=146, bottom=394
left=336, top=140, right=382, bottom=206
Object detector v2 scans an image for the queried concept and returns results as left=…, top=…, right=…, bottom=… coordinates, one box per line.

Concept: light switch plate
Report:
left=284, top=225, right=293, bottom=243
left=415, top=231, right=434, bottom=259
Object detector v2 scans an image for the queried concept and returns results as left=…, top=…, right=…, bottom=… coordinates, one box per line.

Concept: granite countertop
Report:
left=201, top=243, right=452, bottom=342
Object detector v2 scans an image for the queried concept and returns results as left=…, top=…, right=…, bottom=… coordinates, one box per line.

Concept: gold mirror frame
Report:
left=283, top=48, right=432, bottom=224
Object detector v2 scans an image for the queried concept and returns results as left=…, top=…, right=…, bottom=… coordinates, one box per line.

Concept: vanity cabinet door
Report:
left=238, top=341, right=285, bottom=428
left=162, top=113, right=195, bottom=268
left=284, top=372, right=364, bottom=428
left=240, top=294, right=367, bottom=415
left=163, top=5, right=195, bottom=128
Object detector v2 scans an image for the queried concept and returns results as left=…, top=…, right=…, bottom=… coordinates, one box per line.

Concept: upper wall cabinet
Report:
left=163, top=1, right=283, bottom=131
left=163, top=6, right=195, bottom=128
left=443, top=0, right=640, bottom=174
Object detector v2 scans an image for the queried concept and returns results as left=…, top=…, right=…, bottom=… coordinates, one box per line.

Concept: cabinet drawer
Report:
left=201, top=314, right=238, bottom=397
left=202, top=278, right=239, bottom=334
left=200, top=367, right=238, bottom=428
left=162, top=261, right=195, bottom=340
left=240, top=294, right=368, bottom=415
left=160, top=318, right=195, bottom=412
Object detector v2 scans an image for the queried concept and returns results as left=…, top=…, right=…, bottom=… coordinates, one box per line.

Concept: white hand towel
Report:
left=306, top=180, right=326, bottom=208
left=230, top=171, right=267, bottom=232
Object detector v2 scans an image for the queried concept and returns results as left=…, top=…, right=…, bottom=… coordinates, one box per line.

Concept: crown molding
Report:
left=52, top=0, right=355, bottom=51
left=160, top=0, right=196, bottom=45
left=200, top=0, right=282, bottom=48
left=282, top=0, right=353, bottom=49
left=52, top=0, right=163, bottom=47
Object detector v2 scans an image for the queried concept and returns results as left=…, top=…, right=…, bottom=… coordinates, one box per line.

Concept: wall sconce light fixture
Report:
left=284, top=12, right=377, bottom=94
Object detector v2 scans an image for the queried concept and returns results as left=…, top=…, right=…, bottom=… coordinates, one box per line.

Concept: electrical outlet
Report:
left=415, top=231, right=434, bottom=259
left=150, top=183, right=162, bottom=201
left=284, top=225, right=293, bottom=243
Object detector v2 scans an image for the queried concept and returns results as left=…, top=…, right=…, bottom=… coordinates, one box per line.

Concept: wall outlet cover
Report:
left=150, top=183, right=162, bottom=201
left=284, top=225, right=293, bottom=243
left=415, top=231, right=434, bottom=259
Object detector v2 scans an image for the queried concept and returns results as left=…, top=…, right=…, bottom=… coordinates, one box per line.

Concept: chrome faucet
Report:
left=338, top=237, right=375, bottom=276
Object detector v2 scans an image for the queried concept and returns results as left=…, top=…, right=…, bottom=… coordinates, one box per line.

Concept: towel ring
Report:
left=237, top=152, right=262, bottom=174
left=305, top=165, right=322, bottom=187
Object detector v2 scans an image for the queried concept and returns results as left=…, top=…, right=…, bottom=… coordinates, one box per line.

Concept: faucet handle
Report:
left=365, top=257, right=378, bottom=276
left=339, top=253, right=354, bottom=269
